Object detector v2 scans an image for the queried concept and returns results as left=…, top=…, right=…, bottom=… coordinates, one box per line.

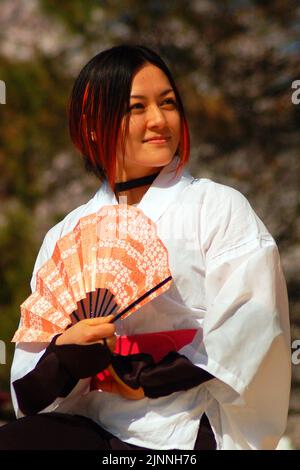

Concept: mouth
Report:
left=143, top=137, right=171, bottom=144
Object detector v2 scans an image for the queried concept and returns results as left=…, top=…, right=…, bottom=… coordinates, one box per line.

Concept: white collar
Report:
left=95, top=157, right=194, bottom=223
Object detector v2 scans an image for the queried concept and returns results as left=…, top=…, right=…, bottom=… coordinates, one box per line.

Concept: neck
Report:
left=115, top=171, right=160, bottom=192
left=114, top=171, right=160, bottom=205
left=116, top=186, right=149, bottom=205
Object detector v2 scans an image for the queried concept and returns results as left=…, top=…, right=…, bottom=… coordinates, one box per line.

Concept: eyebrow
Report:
left=130, top=88, right=174, bottom=99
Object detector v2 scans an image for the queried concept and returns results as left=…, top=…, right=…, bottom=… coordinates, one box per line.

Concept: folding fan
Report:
left=12, top=204, right=172, bottom=343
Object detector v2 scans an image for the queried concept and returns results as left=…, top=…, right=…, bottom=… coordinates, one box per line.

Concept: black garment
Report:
left=111, top=351, right=214, bottom=398
left=0, top=412, right=216, bottom=450
left=13, top=335, right=214, bottom=418
left=9, top=336, right=216, bottom=450
left=13, top=334, right=112, bottom=415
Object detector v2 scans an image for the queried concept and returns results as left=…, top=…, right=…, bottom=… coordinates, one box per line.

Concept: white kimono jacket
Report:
left=10, top=156, right=291, bottom=450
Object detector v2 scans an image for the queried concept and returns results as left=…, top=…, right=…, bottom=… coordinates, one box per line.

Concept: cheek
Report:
left=173, top=116, right=181, bottom=142
left=128, top=117, right=143, bottom=136
left=168, top=110, right=180, bottom=131
left=117, top=118, right=141, bottom=153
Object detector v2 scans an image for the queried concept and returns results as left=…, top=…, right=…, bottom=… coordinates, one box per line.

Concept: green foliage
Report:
left=0, top=204, right=37, bottom=391
left=39, top=0, right=104, bottom=34
left=0, top=54, right=71, bottom=206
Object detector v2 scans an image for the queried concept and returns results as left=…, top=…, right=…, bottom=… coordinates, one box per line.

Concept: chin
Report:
left=146, top=153, right=174, bottom=167
left=125, top=151, right=175, bottom=170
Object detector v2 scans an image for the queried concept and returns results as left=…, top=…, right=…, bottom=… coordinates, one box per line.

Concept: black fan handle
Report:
left=109, top=276, right=172, bottom=323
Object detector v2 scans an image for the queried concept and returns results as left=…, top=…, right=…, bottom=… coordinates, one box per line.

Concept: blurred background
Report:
left=0, top=0, right=299, bottom=448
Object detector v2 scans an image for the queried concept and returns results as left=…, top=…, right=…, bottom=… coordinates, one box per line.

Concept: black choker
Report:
left=115, top=171, right=160, bottom=192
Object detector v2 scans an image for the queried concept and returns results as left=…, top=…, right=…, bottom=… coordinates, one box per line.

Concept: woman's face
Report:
left=116, top=63, right=181, bottom=180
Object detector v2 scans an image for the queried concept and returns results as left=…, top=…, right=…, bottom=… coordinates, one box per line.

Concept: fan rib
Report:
left=107, top=301, right=118, bottom=317
left=72, top=311, right=80, bottom=322
left=97, top=288, right=108, bottom=317
left=89, top=292, right=93, bottom=317
left=94, top=288, right=101, bottom=317
left=102, top=291, right=114, bottom=317
left=79, top=299, right=87, bottom=318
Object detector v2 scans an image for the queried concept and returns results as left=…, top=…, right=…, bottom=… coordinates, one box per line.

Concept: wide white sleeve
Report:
left=179, top=185, right=291, bottom=448
left=10, top=230, right=90, bottom=418
left=10, top=232, right=52, bottom=417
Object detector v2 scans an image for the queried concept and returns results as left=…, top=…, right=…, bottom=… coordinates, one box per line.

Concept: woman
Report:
left=0, top=44, right=290, bottom=450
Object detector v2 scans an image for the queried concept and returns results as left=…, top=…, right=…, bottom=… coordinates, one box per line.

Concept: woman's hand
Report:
left=55, top=315, right=116, bottom=352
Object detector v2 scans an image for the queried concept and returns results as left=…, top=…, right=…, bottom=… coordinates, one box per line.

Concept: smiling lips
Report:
left=144, top=136, right=171, bottom=143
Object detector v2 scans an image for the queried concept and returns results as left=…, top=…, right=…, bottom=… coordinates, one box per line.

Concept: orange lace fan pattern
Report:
left=13, top=205, right=172, bottom=342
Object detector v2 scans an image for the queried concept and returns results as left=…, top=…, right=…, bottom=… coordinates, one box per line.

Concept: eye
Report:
left=129, top=103, right=144, bottom=110
left=162, top=98, right=177, bottom=107
left=129, top=98, right=177, bottom=112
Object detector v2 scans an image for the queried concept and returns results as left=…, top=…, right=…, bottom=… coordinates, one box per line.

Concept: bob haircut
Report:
left=68, top=44, right=190, bottom=190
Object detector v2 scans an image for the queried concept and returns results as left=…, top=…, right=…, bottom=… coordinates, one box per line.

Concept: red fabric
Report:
left=90, top=328, right=197, bottom=392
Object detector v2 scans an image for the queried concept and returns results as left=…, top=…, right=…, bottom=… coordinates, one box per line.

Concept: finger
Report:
left=81, top=315, right=115, bottom=326
left=98, top=324, right=116, bottom=337
left=87, top=323, right=116, bottom=342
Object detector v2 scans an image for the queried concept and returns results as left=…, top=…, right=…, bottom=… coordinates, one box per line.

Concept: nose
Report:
left=146, top=104, right=168, bottom=128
